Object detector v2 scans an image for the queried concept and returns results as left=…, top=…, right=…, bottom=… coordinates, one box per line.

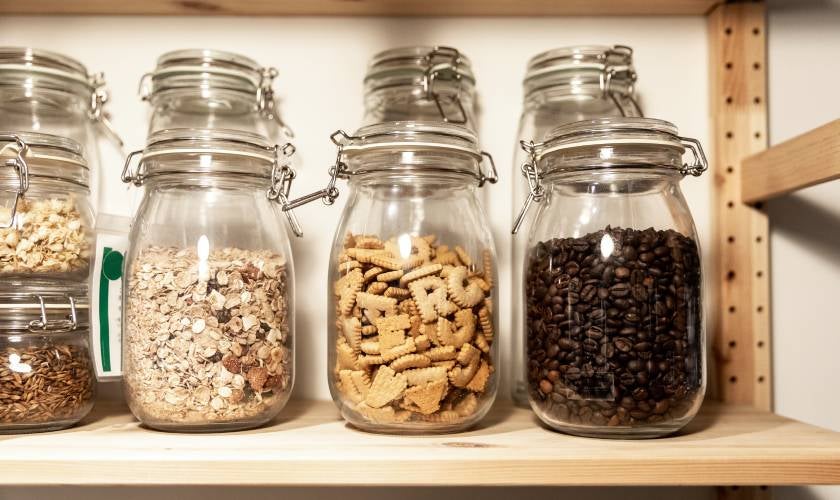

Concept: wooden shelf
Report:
left=1, top=400, right=840, bottom=486
left=1, top=0, right=720, bottom=16
left=742, top=119, right=840, bottom=203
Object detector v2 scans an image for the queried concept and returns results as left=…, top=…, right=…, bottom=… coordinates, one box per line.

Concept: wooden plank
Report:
left=708, top=5, right=771, bottom=498
left=708, top=2, right=771, bottom=412
left=741, top=119, right=840, bottom=203
left=1, top=400, right=840, bottom=486
left=0, top=0, right=721, bottom=16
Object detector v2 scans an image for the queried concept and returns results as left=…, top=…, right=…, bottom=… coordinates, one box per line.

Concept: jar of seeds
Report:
left=513, top=117, right=707, bottom=438
left=0, top=285, right=95, bottom=433
left=121, top=128, right=300, bottom=432
left=293, top=121, right=499, bottom=433
left=0, top=132, right=93, bottom=283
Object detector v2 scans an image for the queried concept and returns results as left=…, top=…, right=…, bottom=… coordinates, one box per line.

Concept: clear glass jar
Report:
left=0, top=47, right=122, bottom=209
left=140, top=49, right=293, bottom=142
left=511, top=45, right=642, bottom=406
left=120, top=128, right=300, bottom=432
left=362, top=47, right=476, bottom=129
left=513, top=118, right=707, bottom=438
left=0, top=132, right=94, bottom=283
left=299, top=121, right=498, bottom=433
left=0, top=285, right=96, bottom=433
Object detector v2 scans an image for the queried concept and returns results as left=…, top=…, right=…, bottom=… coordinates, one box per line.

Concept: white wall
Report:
left=768, top=1, right=840, bottom=499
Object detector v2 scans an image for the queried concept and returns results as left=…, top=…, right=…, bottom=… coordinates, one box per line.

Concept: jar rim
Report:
left=0, top=46, right=94, bottom=88
left=523, top=45, right=636, bottom=96
left=528, top=117, right=706, bottom=177
left=142, top=48, right=273, bottom=99
left=0, top=131, right=89, bottom=187
left=365, top=45, right=476, bottom=90
left=336, top=121, right=495, bottom=185
left=0, top=283, right=89, bottom=333
left=127, top=128, right=289, bottom=184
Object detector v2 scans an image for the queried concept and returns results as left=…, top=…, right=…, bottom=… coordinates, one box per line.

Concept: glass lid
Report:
left=0, top=131, right=89, bottom=187
left=0, top=47, right=93, bottom=87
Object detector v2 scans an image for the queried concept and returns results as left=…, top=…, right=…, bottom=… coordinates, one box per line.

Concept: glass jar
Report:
left=0, top=285, right=95, bottom=433
left=120, top=128, right=300, bottom=432
left=513, top=118, right=707, bottom=438
left=0, top=47, right=122, bottom=209
left=140, top=49, right=293, bottom=142
left=0, top=132, right=94, bottom=283
left=295, top=121, right=498, bottom=433
left=511, top=45, right=642, bottom=406
left=362, top=47, right=476, bottom=129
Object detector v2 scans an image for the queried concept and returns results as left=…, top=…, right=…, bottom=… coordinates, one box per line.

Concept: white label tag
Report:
left=90, top=216, right=130, bottom=380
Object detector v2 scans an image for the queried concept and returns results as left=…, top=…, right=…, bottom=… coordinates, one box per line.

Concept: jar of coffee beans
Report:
left=0, top=285, right=95, bottom=433
left=513, top=117, right=707, bottom=438
left=293, top=121, right=499, bottom=433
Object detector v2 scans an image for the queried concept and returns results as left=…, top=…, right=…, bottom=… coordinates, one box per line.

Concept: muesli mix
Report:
left=125, top=246, right=292, bottom=424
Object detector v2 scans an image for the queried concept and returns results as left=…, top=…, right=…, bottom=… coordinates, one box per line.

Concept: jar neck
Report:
left=544, top=168, right=683, bottom=196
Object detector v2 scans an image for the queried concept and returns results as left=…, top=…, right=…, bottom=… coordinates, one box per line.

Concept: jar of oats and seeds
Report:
left=0, top=132, right=94, bottom=283
left=514, top=117, right=706, bottom=439
left=121, top=128, right=300, bottom=432
left=510, top=45, right=643, bottom=406
left=140, top=49, right=293, bottom=143
left=362, top=46, right=477, bottom=129
left=0, top=284, right=95, bottom=433
left=293, top=121, right=499, bottom=433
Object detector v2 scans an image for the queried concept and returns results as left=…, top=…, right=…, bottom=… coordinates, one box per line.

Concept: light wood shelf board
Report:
left=741, top=119, right=840, bottom=203
left=0, top=0, right=721, bottom=16
left=1, top=400, right=840, bottom=487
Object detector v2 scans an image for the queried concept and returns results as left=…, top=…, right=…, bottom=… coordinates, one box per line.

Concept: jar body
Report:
left=0, top=331, right=95, bottom=433
left=511, top=90, right=640, bottom=405
left=0, top=179, right=94, bottom=282
left=148, top=90, right=284, bottom=143
left=524, top=170, right=704, bottom=438
left=123, top=167, right=295, bottom=432
left=328, top=173, right=498, bottom=433
left=362, top=86, right=476, bottom=129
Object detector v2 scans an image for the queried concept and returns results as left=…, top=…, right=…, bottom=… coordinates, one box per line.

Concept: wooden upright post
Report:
left=708, top=2, right=771, bottom=498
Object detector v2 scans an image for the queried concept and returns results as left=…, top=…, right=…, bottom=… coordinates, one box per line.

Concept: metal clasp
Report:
left=679, top=136, right=708, bottom=177
left=0, top=134, right=31, bottom=229
left=283, top=130, right=349, bottom=215
left=267, top=142, right=303, bottom=237
left=89, top=72, right=125, bottom=148
left=257, top=67, right=295, bottom=139
left=512, top=140, right=545, bottom=235
left=422, top=46, right=468, bottom=125
left=477, top=151, right=498, bottom=187
left=600, top=46, right=642, bottom=118
left=28, top=295, right=79, bottom=333
left=121, top=149, right=145, bottom=187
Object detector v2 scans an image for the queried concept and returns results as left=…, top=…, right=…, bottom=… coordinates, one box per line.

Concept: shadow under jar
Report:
left=513, top=117, right=707, bottom=438
left=121, top=128, right=301, bottom=432
left=297, top=121, right=498, bottom=433
left=362, top=46, right=477, bottom=129
left=0, top=285, right=95, bottom=433
left=140, top=49, right=293, bottom=142
left=0, top=132, right=93, bottom=283
left=511, top=45, right=642, bottom=407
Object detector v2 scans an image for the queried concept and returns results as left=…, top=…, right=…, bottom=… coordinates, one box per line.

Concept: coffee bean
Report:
left=525, top=226, right=703, bottom=432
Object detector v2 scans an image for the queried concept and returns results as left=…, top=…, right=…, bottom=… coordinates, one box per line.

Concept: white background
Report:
left=0, top=1, right=837, bottom=498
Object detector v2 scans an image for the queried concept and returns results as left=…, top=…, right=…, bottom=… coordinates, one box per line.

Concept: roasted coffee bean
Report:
left=525, top=226, right=703, bottom=432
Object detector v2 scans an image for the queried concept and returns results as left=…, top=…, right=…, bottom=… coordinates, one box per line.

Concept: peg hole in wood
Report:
left=757, top=305, right=764, bottom=313
left=725, top=96, right=733, bottom=104
left=726, top=131, right=733, bottom=139
left=728, top=340, right=737, bottom=348
left=728, top=306, right=736, bottom=313
left=753, top=27, right=761, bottom=35
left=726, top=166, right=734, bottom=173
left=756, top=235, right=763, bottom=242
left=754, top=96, right=762, bottom=104
left=725, top=62, right=733, bottom=70
left=727, top=201, right=735, bottom=208
left=726, top=270, right=736, bottom=280
left=753, top=62, right=761, bottom=70
left=756, top=270, right=763, bottom=278
left=758, top=375, right=765, bottom=383
left=725, top=27, right=732, bottom=35
left=757, top=340, right=765, bottom=348
left=729, top=376, right=738, bottom=384
left=727, top=236, right=735, bottom=243
left=754, top=131, right=762, bottom=139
